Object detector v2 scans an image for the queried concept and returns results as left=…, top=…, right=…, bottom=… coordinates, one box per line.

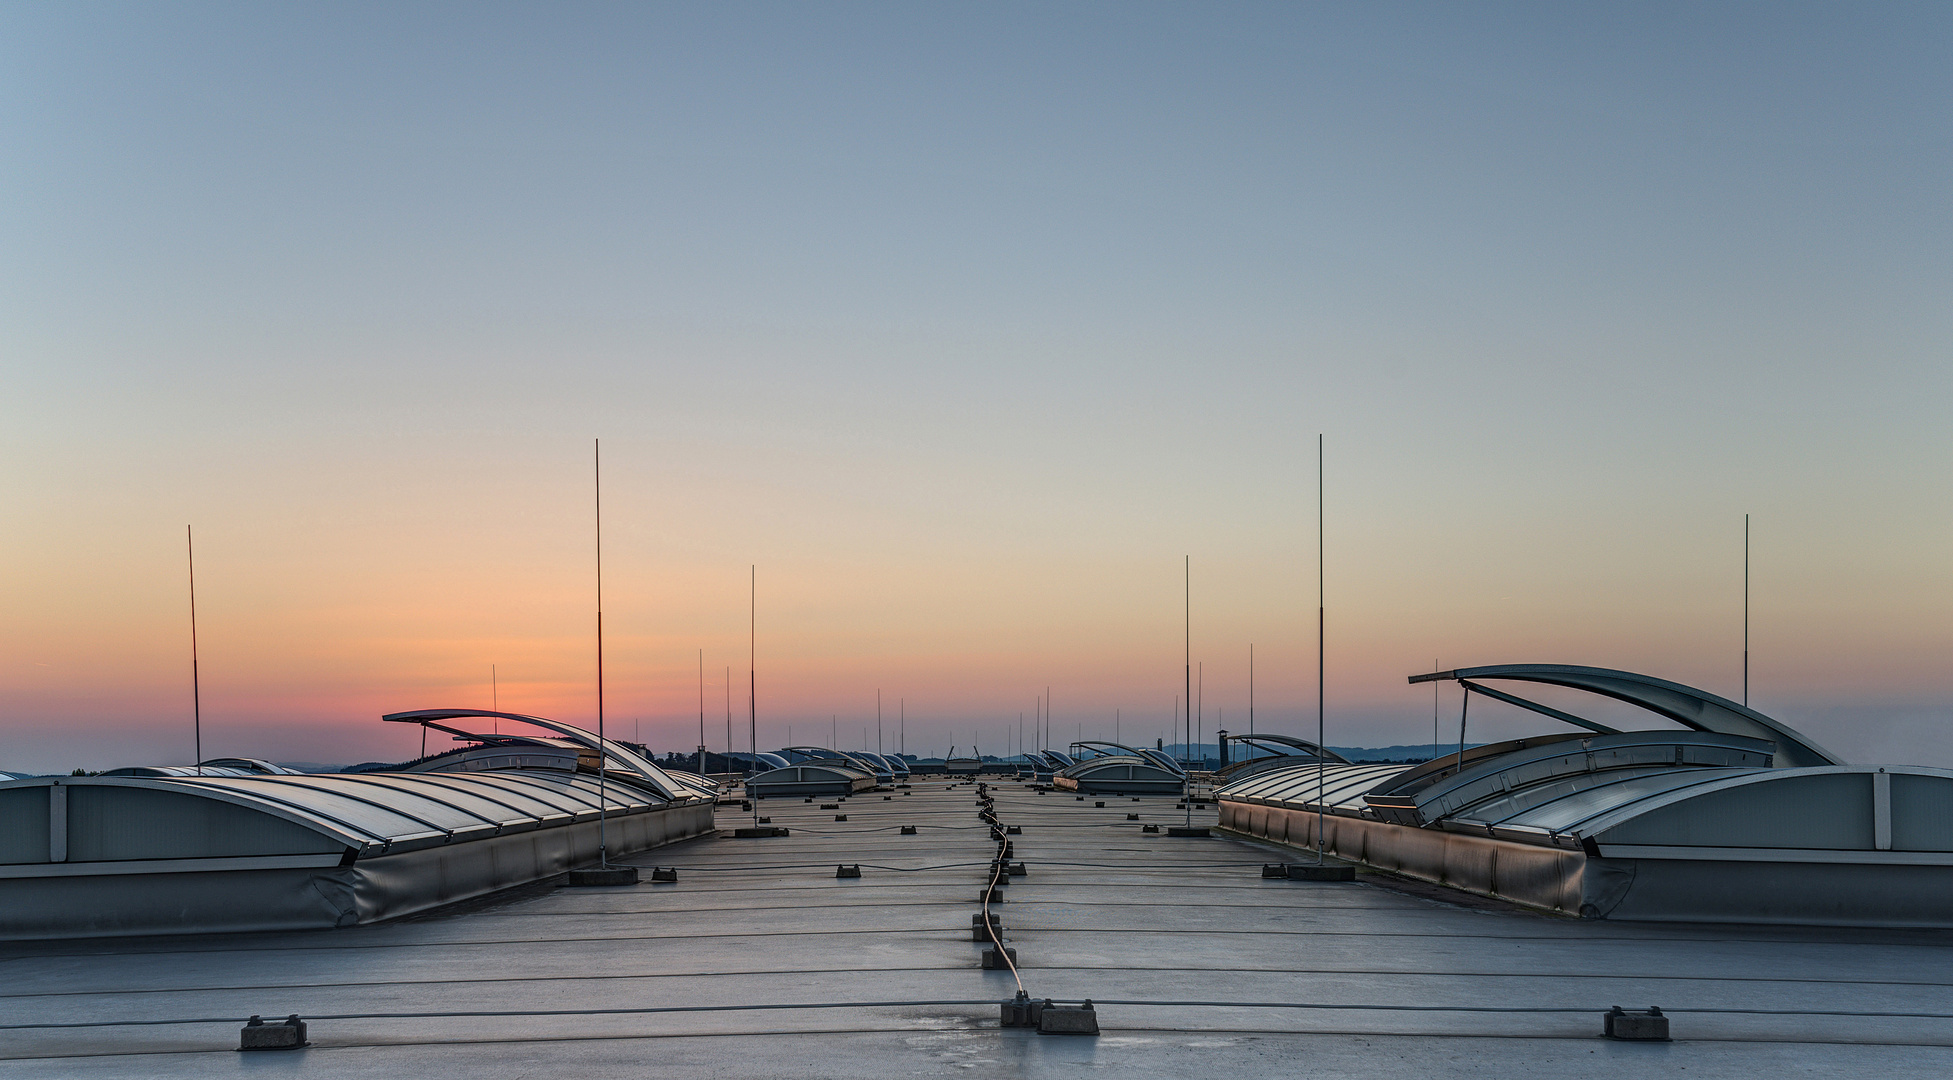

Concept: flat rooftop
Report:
left=3, top=779, right=1951, bottom=1077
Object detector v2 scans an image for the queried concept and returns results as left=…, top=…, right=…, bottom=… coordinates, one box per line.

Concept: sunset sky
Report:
left=3, top=3, right=1948, bottom=773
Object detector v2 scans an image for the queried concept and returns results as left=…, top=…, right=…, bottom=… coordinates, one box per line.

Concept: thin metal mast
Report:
left=900, top=698, right=904, bottom=756
left=1316, top=433, right=1325, bottom=865
left=877, top=690, right=883, bottom=757
left=749, top=565, right=758, bottom=826
left=1184, top=555, right=1192, bottom=826
left=492, top=665, right=498, bottom=735
left=697, top=649, right=706, bottom=776
left=187, top=525, right=202, bottom=775
left=1249, top=644, right=1254, bottom=736
left=1743, top=513, right=1750, bottom=708
left=724, top=666, right=732, bottom=760
left=594, top=439, right=608, bottom=868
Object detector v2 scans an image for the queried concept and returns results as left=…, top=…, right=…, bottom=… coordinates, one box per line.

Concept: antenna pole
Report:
left=492, top=665, right=498, bottom=735
left=187, top=525, right=202, bottom=775
left=1249, top=644, right=1254, bottom=736
left=1184, top=555, right=1192, bottom=826
left=749, top=565, right=758, bottom=827
left=594, top=439, right=608, bottom=867
left=1743, top=513, right=1750, bottom=708
left=1316, top=433, right=1325, bottom=865
left=877, top=690, right=883, bottom=757
left=698, top=649, right=706, bottom=777
left=724, top=666, right=732, bottom=760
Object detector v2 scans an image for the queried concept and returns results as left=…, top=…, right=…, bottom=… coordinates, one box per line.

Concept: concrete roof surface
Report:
left=3, top=780, right=1951, bottom=1077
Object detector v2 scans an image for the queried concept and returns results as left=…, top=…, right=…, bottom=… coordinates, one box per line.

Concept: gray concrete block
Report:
left=1038, top=1001, right=1099, bottom=1035
left=566, top=866, right=639, bottom=886
left=1605, top=1007, right=1670, bottom=1040
left=238, top=1015, right=307, bottom=1051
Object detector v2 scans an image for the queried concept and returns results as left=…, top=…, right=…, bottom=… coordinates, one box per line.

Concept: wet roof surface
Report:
left=4, top=779, right=1952, bottom=1077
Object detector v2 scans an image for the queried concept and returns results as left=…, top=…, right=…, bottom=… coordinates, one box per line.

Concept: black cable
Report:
left=15, top=998, right=1953, bottom=1033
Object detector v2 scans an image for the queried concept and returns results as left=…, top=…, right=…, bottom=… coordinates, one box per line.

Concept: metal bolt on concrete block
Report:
left=1037, top=1000, right=1099, bottom=1035
left=238, top=1014, right=308, bottom=1051
left=1604, top=1006, right=1669, bottom=1041
left=649, top=867, right=678, bottom=882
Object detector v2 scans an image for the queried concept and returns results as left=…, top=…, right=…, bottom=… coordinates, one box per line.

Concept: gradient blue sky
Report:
left=3, top=2, right=1948, bottom=772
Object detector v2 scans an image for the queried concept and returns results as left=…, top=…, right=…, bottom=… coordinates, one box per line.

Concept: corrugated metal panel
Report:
left=1891, top=772, right=1953, bottom=851
left=320, top=774, right=549, bottom=829
left=488, top=771, right=663, bottom=813
left=1411, top=731, right=1774, bottom=823
left=1, top=770, right=692, bottom=868
left=0, top=787, right=49, bottom=863
left=1450, top=766, right=1761, bottom=833
left=483, top=772, right=612, bottom=812
left=65, top=786, right=346, bottom=862
left=1221, top=763, right=1405, bottom=808
left=223, top=776, right=503, bottom=834
left=1597, top=771, right=1876, bottom=850
left=1491, top=768, right=1751, bottom=836
left=391, top=771, right=578, bottom=822
left=161, top=778, right=447, bottom=842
